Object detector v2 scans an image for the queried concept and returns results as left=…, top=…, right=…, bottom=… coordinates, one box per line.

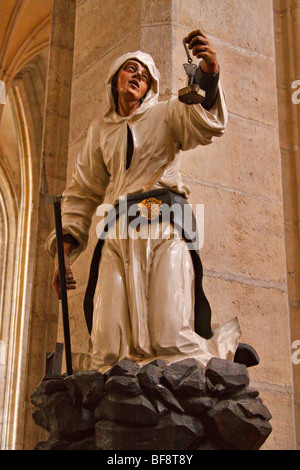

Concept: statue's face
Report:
left=116, top=59, right=151, bottom=102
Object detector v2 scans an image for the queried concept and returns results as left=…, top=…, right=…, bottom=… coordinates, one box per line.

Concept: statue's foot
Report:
left=234, top=342, right=260, bottom=368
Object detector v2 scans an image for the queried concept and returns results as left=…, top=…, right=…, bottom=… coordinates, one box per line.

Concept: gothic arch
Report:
left=0, top=141, right=19, bottom=449
left=0, top=49, right=48, bottom=447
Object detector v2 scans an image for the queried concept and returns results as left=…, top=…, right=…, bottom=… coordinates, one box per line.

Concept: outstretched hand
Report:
left=52, top=242, right=77, bottom=300
left=185, top=29, right=219, bottom=75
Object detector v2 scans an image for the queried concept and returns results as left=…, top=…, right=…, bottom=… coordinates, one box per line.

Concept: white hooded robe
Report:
left=46, top=51, right=241, bottom=373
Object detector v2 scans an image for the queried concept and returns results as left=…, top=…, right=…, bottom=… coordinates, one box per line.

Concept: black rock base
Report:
left=31, top=357, right=272, bottom=450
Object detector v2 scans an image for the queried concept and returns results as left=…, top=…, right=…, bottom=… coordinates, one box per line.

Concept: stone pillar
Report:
left=171, top=0, right=295, bottom=450
left=273, top=0, right=300, bottom=449
left=53, top=0, right=295, bottom=450
left=22, top=0, right=76, bottom=450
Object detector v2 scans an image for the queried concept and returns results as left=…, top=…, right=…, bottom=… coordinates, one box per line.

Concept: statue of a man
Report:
left=46, top=30, right=257, bottom=373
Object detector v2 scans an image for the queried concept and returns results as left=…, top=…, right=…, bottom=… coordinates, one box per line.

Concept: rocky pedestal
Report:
left=31, top=357, right=272, bottom=450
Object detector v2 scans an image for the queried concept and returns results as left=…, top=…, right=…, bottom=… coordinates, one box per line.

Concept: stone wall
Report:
left=22, top=0, right=76, bottom=450
left=0, top=1, right=51, bottom=450
left=273, top=0, right=300, bottom=448
left=53, top=0, right=296, bottom=449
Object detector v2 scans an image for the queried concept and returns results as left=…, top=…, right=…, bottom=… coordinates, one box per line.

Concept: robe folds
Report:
left=45, top=51, right=241, bottom=373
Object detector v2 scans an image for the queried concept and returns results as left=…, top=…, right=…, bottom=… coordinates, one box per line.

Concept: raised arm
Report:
left=167, top=29, right=228, bottom=151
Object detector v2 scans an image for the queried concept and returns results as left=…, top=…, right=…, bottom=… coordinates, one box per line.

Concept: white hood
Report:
left=104, top=50, right=160, bottom=121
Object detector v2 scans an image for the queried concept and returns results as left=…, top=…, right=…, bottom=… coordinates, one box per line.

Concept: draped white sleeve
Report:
left=166, top=82, right=228, bottom=151
left=45, top=118, right=110, bottom=264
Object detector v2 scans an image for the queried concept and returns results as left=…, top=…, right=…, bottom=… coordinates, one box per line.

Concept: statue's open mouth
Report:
left=129, top=79, right=139, bottom=89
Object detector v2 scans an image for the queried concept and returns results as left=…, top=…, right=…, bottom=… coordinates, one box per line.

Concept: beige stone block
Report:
left=187, top=181, right=287, bottom=284
left=274, top=0, right=300, bottom=10
left=281, top=152, right=300, bottom=220
left=290, top=7, right=300, bottom=70
left=50, top=0, right=76, bottom=51
left=276, top=86, right=300, bottom=152
left=140, top=24, right=173, bottom=95
left=291, top=308, right=300, bottom=446
left=46, top=49, right=74, bottom=120
left=290, top=306, right=300, bottom=342
left=290, top=304, right=300, bottom=446
left=203, top=276, right=292, bottom=385
left=141, top=0, right=172, bottom=24
left=172, top=24, right=278, bottom=127
left=284, top=223, right=300, bottom=302
left=273, top=11, right=288, bottom=86
left=172, top=0, right=275, bottom=58
left=274, top=4, right=300, bottom=84
left=295, top=400, right=300, bottom=449
left=250, top=388, right=296, bottom=449
left=74, top=0, right=141, bottom=77
left=179, top=115, right=283, bottom=203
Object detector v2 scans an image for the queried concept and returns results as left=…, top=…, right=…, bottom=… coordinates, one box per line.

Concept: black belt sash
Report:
left=83, top=188, right=213, bottom=339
